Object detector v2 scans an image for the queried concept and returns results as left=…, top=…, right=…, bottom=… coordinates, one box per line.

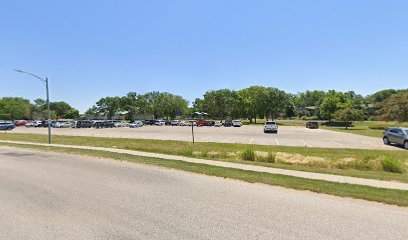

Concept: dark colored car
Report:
left=165, top=120, right=171, bottom=126
left=76, top=120, right=93, bottom=128
left=41, top=120, right=52, bottom=127
left=206, top=121, right=215, bottom=126
left=0, top=122, right=15, bottom=130
left=383, top=127, right=408, bottom=149
left=224, top=120, right=233, bottom=127
left=144, top=120, right=155, bottom=125
left=94, top=121, right=114, bottom=128
left=306, top=122, right=319, bottom=129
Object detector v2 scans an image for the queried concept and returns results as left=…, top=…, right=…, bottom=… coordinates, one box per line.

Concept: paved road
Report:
left=1, top=146, right=407, bottom=240
left=13, top=125, right=394, bottom=150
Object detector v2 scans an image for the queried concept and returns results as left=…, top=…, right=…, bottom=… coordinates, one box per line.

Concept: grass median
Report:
left=1, top=133, right=408, bottom=182
left=1, top=142, right=408, bottom=207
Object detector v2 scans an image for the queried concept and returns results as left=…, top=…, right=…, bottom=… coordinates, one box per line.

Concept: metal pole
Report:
left=46, top=78, right=52, bottom=144
left=191, top=122, right=195, bottom=145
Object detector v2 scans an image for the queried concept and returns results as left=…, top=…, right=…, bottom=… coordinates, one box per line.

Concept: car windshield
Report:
left=266, top=122, right=276, bottom=125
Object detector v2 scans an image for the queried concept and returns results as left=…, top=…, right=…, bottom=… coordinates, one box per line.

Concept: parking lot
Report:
left=11, top=125, right=396, bottom=150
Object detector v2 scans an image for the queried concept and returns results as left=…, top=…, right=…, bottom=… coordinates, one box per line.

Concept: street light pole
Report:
left=15, top=69, right=52, bottom=144
left=45, top=78, right=52, bottom=144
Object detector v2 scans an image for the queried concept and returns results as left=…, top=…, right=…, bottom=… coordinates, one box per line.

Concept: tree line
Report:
left=1, top=87, right=407, bottom=122
left=0, top=97, right=79, bottom=121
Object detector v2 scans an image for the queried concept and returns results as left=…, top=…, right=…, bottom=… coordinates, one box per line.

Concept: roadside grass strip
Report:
left=1, top=142, right=408, bottom=206
left=1, top=133, right=407, bottom=183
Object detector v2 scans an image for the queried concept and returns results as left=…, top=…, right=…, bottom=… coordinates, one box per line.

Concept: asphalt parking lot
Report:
left=11, top=125, right=395, bottom=150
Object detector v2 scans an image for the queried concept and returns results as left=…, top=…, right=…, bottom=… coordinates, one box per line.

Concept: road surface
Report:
left=12, top=125, right=394, bottom=150
left=0, top=146, right=407, bottom=240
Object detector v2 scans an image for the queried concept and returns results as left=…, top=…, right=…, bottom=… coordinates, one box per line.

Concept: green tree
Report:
left=265, top=88, right=288, bottom=120
left=334, top=108, right=366, bottom=129
left=378, top=92, right=408, bottom=122
left=320, top=91, right=353, bottom=120
left=0, top=97, right=32, bottom=120
left=96, top=96, right=122, bottom=119
left=49, top=101, right=73, bottom=120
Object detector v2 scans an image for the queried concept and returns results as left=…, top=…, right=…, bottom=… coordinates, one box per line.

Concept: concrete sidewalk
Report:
left=1, top=140, right=408, bottom=191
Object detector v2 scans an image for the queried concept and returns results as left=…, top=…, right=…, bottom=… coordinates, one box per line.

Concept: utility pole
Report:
left=15, top=69, right=52, bottom=144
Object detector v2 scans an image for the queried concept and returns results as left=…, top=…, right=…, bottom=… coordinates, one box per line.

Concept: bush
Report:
left=267, top=152, right=276, bottom=163
left=381, top=157, right=405, bottom=173
left=242, top=148, right=256, bottom=161
left=368, top=124, right=388, bottom=130
left=178, top=148, right=193, bottom=157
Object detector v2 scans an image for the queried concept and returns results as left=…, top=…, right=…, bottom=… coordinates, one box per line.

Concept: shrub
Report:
left=242, top=148, right=256, bottom=161
left=381, top=157, right=405, bottom=173
left=179, top=148, right=193, bottom=157
left=201, top=151, right=208, bottom=158
left=368, top=124, right=388, bottom=130
left=267, top=152, right=276, bottom=163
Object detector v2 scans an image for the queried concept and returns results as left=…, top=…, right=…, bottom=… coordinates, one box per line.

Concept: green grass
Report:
left=2, top=142, right=408, bottom=206
left=321, top=121, right=408, bottom=138
left=1, top=133, right=407, bottom=183
left=242, top=119, right=408, bottom=138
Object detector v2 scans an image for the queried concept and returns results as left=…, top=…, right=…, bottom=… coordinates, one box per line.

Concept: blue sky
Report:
left=1, top=0, right=407, bottom=112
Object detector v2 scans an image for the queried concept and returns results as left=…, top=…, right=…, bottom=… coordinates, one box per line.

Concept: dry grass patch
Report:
left=276, top=152, right=330, bottom=168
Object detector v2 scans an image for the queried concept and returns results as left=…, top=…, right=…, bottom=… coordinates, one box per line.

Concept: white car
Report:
left=121, top=122, right=130, bottom=127
left=264, top=121, right=278, bottom=133
left=129, top=121, right=143, bottom=128
left=186, top=120, right=197, bottom=126
left=155, top=120, right=166, bottom=126
left=170, top=120, right=179, bottom=126
left=178, top=121, right=186, bottom=126
left=233, top=120, right=242, bottom=127
left=214, top=121, right=222, bottom=127
left=26, top=120, right=42, bottom=127
left=25, top=121, right=34, bottom=127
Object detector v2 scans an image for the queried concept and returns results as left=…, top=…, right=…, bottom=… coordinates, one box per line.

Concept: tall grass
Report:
left=381, top=157, right=405, bottom=173
left=242, top=148, right=256, bottom=161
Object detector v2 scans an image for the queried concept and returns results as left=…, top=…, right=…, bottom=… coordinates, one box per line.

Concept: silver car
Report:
left=264, top=121, right=278, bottom=133
left=383, top=127, right=408, bottom=149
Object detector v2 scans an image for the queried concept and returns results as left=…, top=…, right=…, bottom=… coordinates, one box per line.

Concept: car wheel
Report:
left=405, top=141, right=408, bottom=150
left=383, top=137, right=390, bottom=145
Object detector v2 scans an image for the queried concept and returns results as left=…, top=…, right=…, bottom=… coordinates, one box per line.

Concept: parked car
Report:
left=170, top=120, right=179, bottom=126
left=121, top=122, right=129, bottom=127
left=306, top=122, right=319, bottom=129
left=214, top=121, right=222, bottom=127
left=60, top=122, right=73, bottom=128
left=207, top=121, right=215, bottom=126
left=144, top=120, right=155, bottom=125
left=129, top=121, right=143, bottom=128
left=197, top=120, right=207, bottom=126
left=165, top=120, right=172, bottom=126
left=178, top=121, right=186, bottom=126
left=94, top=121, right=114, bottom=128
left=224, top=120, right=233, bottom=127
left=14, top=120, right=28, bottom=126
left=113, top=121, right=122, bottom=127
left=233, top=120, right=242, bottom=127
left=52, top=121, right=63, bottom=128
left=25, top=121, right=34, bottom=127
left=33, top=120, right=42, bottom=127
left=76, top=120, right=93, bottom=128
left=186, top=120, right=197, bottom=126
left=155, top=120, right=166, bottom=126
left=0, top=122, right=15, bottom=130
left=383, top=127, right=408, bottom=149
left=264, top=121, right=278, bottom=133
